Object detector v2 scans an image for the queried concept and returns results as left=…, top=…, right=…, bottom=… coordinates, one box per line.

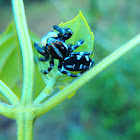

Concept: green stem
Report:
left=16, top=112, right=34, bottom=140
left=34, top=76, right=56, bottom=105
left=35, top=34, right=140, bottom=117
left=0, top=102, right=14, bottom=119
left=12, top=0, right=34, bottom=105
left=0, top=80, right=19, bottom=105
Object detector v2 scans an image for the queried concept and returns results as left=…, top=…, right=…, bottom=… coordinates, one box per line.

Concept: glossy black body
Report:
left=34, top=25, right=94, bottom=77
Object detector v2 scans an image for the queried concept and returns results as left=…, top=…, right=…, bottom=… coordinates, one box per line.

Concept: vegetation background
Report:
left=0, top=0, right=140, bottom=139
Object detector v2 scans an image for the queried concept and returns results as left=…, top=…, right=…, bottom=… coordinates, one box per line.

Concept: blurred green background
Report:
left=0, top=0, right=140, bottom=140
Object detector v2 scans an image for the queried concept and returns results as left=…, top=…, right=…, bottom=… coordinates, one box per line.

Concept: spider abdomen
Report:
left=63, top=55, right=93, bottom=71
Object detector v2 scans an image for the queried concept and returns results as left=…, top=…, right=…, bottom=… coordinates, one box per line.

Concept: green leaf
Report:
left=60, top=11, right=94, bottom=53
left=0, top=22, right=23, bottom=101
left=30, top=32, right=46, bottom=99
left=0, top=23, right=46, bottom=101
left=34, top=11, right=94, bottom=96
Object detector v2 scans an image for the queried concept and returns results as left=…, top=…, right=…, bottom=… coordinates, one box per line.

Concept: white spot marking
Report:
left=64, top=57, right=70, bottom=61
left=85, top=55, right=89, bottom=61
left=63, top=43, right=68, bottom=49
left=77, top=73, right=81, bottom=76
left=89, top=62, right=92, bottom=67
left=77, top=55, right=82, bottom=60
left=80, top=52, right=84, bottom=55
left=67, top=73, right=71, bottom=76
left=84, top=65, right=87, bottom=69
left=71, top=46, right=75, bottom=51
left=66, top=65, right=74, bottom=68
left=77, top=41, right=81, bottom=46
left=60, top=66, right=65, bottom=72
left=80, top=64, right=83, bottom=69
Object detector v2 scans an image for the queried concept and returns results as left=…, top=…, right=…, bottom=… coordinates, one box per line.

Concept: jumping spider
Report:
left=34, top=25, right=94, bottom=77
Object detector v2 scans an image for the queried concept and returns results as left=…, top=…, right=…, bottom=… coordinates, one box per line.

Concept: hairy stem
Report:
left=34, top=76, right=56, bottom=105
left=0, top=102, right=14, bottom=119
left=35, top=34, right=140, bottom=117
left=16, top=112, right=34, bottom=140
left=12, top=0, right=34, bottom=105
left=0, top=80, right=19, bottom=105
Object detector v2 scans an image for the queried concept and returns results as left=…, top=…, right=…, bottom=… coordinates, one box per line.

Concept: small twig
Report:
left=0, top=101, right=14, bottom=119
left=0, top=80, right=19, bottom=105
left=34, top=76, right=56, bottom=105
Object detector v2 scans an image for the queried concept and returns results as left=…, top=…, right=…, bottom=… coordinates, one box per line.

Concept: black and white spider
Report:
left=34, top=25, right=94, bottom=77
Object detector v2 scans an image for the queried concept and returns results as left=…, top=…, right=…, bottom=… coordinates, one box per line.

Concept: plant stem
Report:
left=0, top=102, right=14, bottom=119
left=35, top=34, right=140, bottom=117
left=12, top=0, right=34, bottom=105
left=0, top=80, right=19, bottom=105
left=16, top=112, right=34, bottom=140
left=34, top=76, right=56, bottom=105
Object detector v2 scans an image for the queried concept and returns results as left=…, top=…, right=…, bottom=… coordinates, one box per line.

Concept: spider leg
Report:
left=59, top=68, right=84, bottom=77
left=68, top=39, right=84, bottom=52
left=53, top=25, right=73, bottom=41
left=52, top=25, right=65, bottom=35
left=41, top=57, right=54, bottom=74
left=34, top=42, right=49, bottom=61
left=38, top=57, right=49, bottom=61
left=58, top=61, right=84, bottom=77
left=63, top=28, right=73, bottom=40
left=34, top=42, right=46, bottom=56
